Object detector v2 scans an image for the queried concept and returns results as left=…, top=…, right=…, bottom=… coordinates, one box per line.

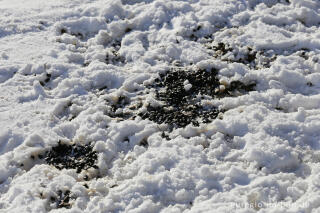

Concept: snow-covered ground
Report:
left=1, top=0, right=320, bottom=212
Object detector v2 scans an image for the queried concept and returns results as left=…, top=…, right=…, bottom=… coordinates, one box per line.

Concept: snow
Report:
left=183, top=80, right=192, bottom=91
left=1, top=0, right=320, bottom=212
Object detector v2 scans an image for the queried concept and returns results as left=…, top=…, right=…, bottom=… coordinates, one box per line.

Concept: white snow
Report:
left=183, top=80, right=192, bottom=91
left=1, top=0, right=320, bottom=212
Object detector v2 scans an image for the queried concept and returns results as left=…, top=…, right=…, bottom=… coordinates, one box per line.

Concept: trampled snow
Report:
left=1, top=0, right=320, bottom=212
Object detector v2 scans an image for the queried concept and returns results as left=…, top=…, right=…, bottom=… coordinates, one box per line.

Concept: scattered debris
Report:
left=106, top=95, right=132, bottom=120
left=45, top=141, right=98, bottom=173
left=161, top=132, right=170, bottom=140
left=207, top=42, right=277, bottom=69
left=139, top=138, right=149, bottom=148
left=105, top=49, right=125, bottom=64
left=48, top=190, right=73, bottom=209
left=60, top=28, right=67, bottom=35
left=40, top=73, right=51, bottom=86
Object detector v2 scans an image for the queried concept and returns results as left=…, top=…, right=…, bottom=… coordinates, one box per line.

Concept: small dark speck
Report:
left=110, top=184, right=118, bottom=188
left=125, top=28, right=132, bottom=33
left=307, top=82, right=313, bottom=87
left=60, top=28, right=67, bottom=35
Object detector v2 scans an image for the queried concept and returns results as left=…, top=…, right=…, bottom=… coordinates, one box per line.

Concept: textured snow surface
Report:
left=1, top=0, right=320, bottom=212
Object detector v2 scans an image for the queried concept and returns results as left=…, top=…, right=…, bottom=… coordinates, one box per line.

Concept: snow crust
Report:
left=1, top=0, right=320, bottom=212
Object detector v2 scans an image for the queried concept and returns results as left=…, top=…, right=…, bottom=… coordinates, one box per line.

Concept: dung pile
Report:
left=140, top=67, right=256, bottom=128
left=103, top=66, right=256, bottom=129
left=154, top=67, right=220, bottom=106
left=45, top=141, right=98, bottom=173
